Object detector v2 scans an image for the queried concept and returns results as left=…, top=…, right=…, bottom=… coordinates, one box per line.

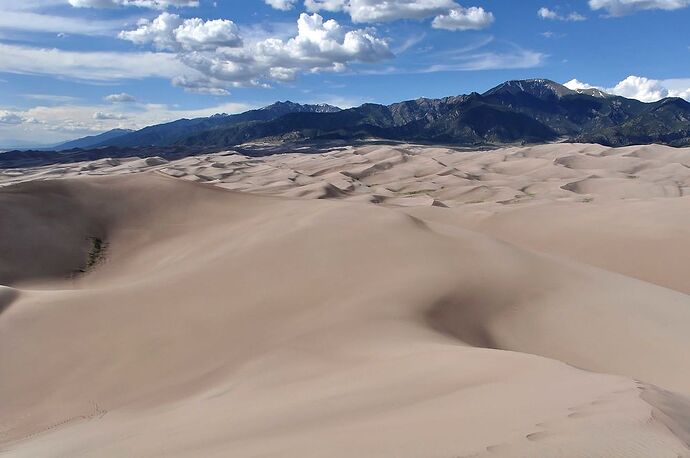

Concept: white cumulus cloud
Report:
left=538, top=7, right=558, bottom=19
left=304, top=0, right=494, bottom=30
left=173, top=17, right=243, bottom=49
left=0, top=11, right=393, bottom=95
left=264, top=0, right=297, bottom=10
left=306, top=0, right=455, bottom=22
left=432, top=6, right=494, bottom=30
left=538, top=7, right=586, bottom=21
left=565, top=75, right=690, bottom=102
left=93, top=111, right=128, bottom=120
left=105, top=92, right=137, bottom=103
left=119, top=12, right=242, bottom=50
left=610, top=75, right=689, bottom=101
left=120, top=12, right=392, bottom=93
left=0, top=110, right=24, bottom=124
left=588, top=0, right=690, bottom=15
left=119, top=12, right=182, bottom=49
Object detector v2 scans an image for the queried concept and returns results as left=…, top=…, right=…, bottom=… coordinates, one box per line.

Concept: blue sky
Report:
left=0, top=0, right=689, bottom=147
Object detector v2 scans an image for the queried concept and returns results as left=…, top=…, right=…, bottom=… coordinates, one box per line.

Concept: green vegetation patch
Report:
left=77, top=236, right=108, bottom=274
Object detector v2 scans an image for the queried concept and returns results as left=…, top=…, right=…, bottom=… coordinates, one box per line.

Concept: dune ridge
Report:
left=1, top=144, right=690, bottom=457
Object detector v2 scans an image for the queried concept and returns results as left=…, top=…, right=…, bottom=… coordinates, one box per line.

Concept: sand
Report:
left=1, top=143, right=689, bottom=457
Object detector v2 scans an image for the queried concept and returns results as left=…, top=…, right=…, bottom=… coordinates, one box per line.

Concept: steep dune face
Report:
left=0, top=180, right=109, bottom=284
left=1, top=172, right=689, bottom=457
left=417, top=196, right=690, bottom=294
left=0, top=286, right=18, bottom=314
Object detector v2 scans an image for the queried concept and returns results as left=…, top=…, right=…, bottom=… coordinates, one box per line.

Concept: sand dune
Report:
left=4, top=143, right=690, bottom=207
left=1, top=144, right=690, bottom=456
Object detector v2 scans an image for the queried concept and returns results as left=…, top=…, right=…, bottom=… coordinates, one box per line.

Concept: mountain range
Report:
left=3, top=79, right=689, bottom=168
left=54, top=128, right=134, bottom=150
left=53, top=102, right=341, bottom=151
